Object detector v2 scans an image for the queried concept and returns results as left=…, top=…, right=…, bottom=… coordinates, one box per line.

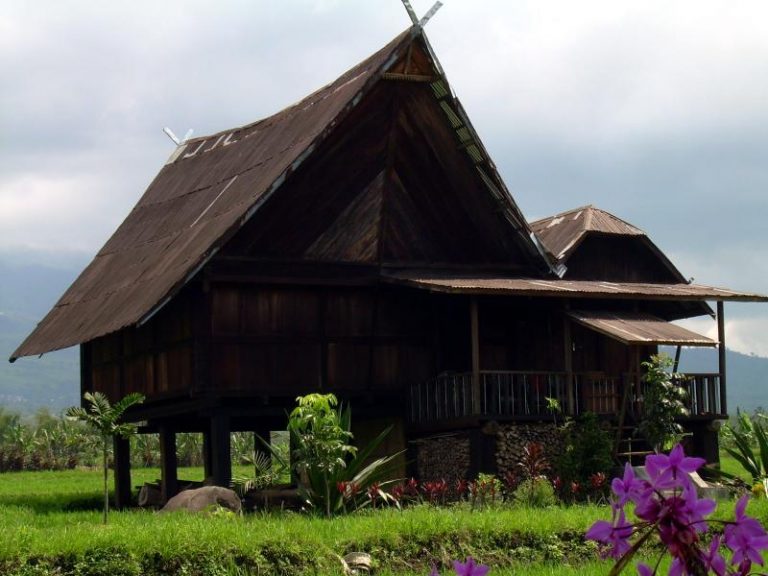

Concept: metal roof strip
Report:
left=567, top=310, right=717, bottom=346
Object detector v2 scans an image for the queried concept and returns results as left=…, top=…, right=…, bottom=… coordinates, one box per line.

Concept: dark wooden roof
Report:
left=12, top=27, right=553, bottom=361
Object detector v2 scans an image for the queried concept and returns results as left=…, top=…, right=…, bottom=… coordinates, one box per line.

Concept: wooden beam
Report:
left=717, top=301, right=728, bottom=415
left=159, top=425, right=178, bottom=502
left=470, top=297, right=481, bottom=414
left=113, top=435, right=132, bottom=509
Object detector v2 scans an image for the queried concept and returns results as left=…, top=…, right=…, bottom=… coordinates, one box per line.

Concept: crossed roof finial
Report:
left=400, top=0, right=443, bottom=29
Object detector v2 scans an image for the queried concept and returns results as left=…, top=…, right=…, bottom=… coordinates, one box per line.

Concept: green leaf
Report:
left=754, top=421, right=768, bottom=478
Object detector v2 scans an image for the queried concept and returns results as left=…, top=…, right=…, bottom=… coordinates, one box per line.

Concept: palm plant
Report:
left=177, top=432, right=203, bottom=467
left=66, top=391, right=144, bottom=523
left=723, top=411, right=768, bottom=488
left=132, top=432, right=160, bottom=467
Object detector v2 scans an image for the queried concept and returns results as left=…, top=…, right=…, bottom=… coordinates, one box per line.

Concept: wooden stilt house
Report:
left=11, top=26, right=768, bottom=505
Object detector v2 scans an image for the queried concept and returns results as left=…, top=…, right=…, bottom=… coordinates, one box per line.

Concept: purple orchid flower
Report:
left=452, top=557, right=490, bottom=576
left=645, top=445, right=705, bottom=490
left=699, top=535, right=727, bottom=576
left=611, top=463, right=647, bottom=507
left=636, top=562, right=653, bottom=576
left=588, top=444, right=768, bottom=576
left=724, top=495, right=768, bottom=567
left=586, top=508, right=633, bottom=559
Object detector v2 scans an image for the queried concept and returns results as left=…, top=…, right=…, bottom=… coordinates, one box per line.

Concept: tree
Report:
left=288, top=393, right=356, bottom=517
left=272, top=393, right=402, bottom=516
left=66, top=391, right=144, bottom=523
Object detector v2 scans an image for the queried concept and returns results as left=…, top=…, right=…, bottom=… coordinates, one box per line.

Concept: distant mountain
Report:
left=0, top=255, right=84, bottom=414
left=667, top=346, right=768, bottom=414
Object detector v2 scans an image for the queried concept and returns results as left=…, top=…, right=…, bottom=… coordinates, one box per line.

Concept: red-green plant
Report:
left=518, top=441, right=550, bottom=479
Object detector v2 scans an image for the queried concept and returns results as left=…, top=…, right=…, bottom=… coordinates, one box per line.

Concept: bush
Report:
left=513, top=477, right=557, bottom=507
left=554, top=413, right=613, bottom=502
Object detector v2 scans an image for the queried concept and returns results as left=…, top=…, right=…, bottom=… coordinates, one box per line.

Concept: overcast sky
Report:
left=2, top=0, right=768, bottom=356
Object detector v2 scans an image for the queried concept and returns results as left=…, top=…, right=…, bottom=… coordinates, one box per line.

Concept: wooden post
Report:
left=209, top=414, right=232, bottom=487
left=470, top=297, right=481, bottom=414
left=563, top=305, right=574, bottom=415
left=113, top=435, right=132, bottom=509
left=203, top=428, right=213, bottom=480
left=717, top=301, right=728, bottom=416
left=673, top=346, right=682, bottom=373
left=159, top=425, right=178, bottom=502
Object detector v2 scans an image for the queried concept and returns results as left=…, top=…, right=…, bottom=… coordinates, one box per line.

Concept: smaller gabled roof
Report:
left=531, top=205, right=687, bottom=284
left=531, top=205, right=644, bottom=260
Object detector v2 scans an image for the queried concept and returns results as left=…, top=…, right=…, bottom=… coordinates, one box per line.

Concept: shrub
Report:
left=513, top=477, right=557, bottom=507
left=554, top=412, right=613, bottom=502
left=468, top=473, right=502, bottom=508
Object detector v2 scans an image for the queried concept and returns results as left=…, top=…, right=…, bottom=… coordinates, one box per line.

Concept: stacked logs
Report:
left=414, top=433, right=471, bottom=485
left=495, top=423, right=564, bottom=477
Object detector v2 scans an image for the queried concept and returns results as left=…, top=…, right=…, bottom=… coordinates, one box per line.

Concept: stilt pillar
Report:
left=203, top=428, right=214, bottom=481
left=209, top=414, right=232, bottom=487
left=113, top=434, right=132, bottom=509
left=159, top=425, right=178, bottom=502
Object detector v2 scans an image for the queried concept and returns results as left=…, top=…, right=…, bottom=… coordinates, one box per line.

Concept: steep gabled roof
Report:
left=12, top=27, right=553, bottom=361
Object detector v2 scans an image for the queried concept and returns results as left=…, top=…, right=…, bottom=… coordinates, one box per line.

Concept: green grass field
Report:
left=0, top=454, right=765, bottom=575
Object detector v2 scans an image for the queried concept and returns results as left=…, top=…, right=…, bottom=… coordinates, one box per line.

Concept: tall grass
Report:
left=1, top=456, right=766, bottom=575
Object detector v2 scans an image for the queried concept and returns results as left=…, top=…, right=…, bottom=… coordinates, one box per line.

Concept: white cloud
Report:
left=677, top=310, right=768, bottom=358
left=0, top=172, right=114, bottom=253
